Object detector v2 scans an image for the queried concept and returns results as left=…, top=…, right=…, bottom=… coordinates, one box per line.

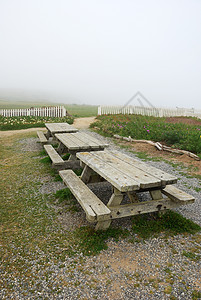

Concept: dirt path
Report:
left=0, top=127, right=46, bottom=138
left=0, top=117, right=96, bottom=137
left=73, top=116, right=96, bottom=129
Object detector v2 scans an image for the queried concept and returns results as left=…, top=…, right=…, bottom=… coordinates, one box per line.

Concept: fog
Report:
left=0, top=0, right=201, bottom=108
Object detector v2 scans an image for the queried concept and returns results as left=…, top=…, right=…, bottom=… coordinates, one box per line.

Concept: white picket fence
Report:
left=0, top=106, right=66, bottom=118
left=98, top=105, right=201, bottom=119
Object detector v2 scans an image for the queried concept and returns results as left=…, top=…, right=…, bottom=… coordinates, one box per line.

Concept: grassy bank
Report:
left=90, top=114, right=201, bottom=157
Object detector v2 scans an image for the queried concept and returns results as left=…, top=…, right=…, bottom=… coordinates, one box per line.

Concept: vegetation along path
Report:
left=0, top=122, right=201, bottom=299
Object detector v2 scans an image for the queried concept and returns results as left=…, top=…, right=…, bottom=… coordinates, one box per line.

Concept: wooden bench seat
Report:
left=37, top=131, right=48, bottom=145
left=44, top=145, right=64, bottom=167
left=59, top=170, right=111, bottom=224
left=162, top=185, right=195, bottom=204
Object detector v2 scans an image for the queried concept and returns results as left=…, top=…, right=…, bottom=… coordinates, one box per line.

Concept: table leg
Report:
left=95, top=219, right=111, bottom=231
left=149, top=189, right=165, bottom=216
left=150, top=190, right=163, bottom=200
left=127, top=191, right=139, bottom=203
left=69, top=154, right=77, bottom=161
left=81, top=165, right=93, bottom=184
left=45, top=130, right=51, bottom=139
left=107, top=187, right=124, bottom=207
left=57, top=142, right=66, bottom=154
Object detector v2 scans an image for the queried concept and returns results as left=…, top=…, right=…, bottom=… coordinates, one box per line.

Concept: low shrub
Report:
left=0, top=115, right=74, bottom=130
left=90, top=114, right=201, bottom=155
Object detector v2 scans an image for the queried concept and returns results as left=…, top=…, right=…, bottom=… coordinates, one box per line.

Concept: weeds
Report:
left=91, top=114, right=201, bottom=155
left=131, top=211, right=201, bottom=239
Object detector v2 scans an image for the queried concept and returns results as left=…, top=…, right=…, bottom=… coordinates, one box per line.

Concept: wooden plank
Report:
left=59, top=170, right=111, bottom=222
left=67, top=133, right=91, bottom=149
left=55, top=133, right=81, bottom=150
left=45, top=123, right=78, bottom=133
left=69, top=132, right=102, bottom=149
left=110, top=150, right=177, bottom=185
left=44, top=145, right=64, bottom=165
left=110, top=198, right=181, bottom=219
left=37, top=131, right=48, bottom=144
left=162, top=185, right=195, bottom=203
left=77, top=152, right=140, bottom=192
left=92, top=151, right=162, bottom=189
left=76, top=132, right=109, bottom=148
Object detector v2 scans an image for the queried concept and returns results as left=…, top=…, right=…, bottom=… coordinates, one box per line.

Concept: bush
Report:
left=90, top=114, right=201, bottom=155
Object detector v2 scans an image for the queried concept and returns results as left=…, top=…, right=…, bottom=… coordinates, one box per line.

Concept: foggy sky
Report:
left=0, top=0, right=201, bottom=108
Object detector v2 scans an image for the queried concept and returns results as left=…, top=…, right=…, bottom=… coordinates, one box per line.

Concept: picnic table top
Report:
left=55, top=132, right=109, bottom=151
left=45, top=123, right=78, bottom=133
left=76, top=150, right=177, bottom=192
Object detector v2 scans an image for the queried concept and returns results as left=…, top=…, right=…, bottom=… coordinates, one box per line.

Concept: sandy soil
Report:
left=0, top=127, right=46, bottom=138
left=118, top=140, right=201, bottom=176
left=73, top=116, right=96, bottom=129
left=165, top=116, right=201, bottom=125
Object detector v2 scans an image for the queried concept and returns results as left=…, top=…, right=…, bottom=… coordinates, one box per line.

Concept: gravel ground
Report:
left=2, top=130, right=200, bottom=300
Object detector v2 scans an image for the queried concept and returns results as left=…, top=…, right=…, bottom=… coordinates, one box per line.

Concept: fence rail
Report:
left=98, top=105, right=201, bottom=119
left=0, top=106, right=66, bottom=118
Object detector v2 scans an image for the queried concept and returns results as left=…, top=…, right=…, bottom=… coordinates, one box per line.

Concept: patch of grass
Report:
left=91, top=114, right=201, bottom=155
left=73, top=168, right=83, bottom=176
left=192, top=290, right=201, bottom=300
left=193, top=187, right=201, bottom=193
left=182, top=251, right=200, bottom=261
left=54, top=188, right=79, bottom=212
left=65, top=104, right=98, bottom=117
left=62, top=153, right=70, bottom=160
left=74, top=226, right=129, bottom=256
left=40, top=156, right=51, bottom=164
left=39, top=149, right=47, bottom=156
left=131, top=211, right=201, bottom=239
left=55, top=188, right=72, bottom=203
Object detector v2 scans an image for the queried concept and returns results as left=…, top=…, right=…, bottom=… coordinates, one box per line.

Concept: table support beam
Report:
left=95, top=219, right=111, bottom=231
left=107, top=187, right=124, bottom=207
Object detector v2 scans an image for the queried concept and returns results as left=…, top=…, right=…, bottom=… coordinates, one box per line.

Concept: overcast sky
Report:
left=0, top=0, right=201, bottom=108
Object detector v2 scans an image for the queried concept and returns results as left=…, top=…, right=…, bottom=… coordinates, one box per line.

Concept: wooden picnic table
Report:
left=55, top=132, right=109, bottom=159
left=45, top=122, right=78, bottom=139
left=43, top=132, right=109, bottom=170
left=59, top=150, right=195, bottom=230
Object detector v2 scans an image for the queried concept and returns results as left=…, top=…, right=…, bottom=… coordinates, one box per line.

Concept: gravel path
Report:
left=2, top=129, right=201, bottom=300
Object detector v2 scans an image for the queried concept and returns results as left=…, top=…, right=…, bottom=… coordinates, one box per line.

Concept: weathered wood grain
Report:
left=110, top=150, right=177, bottom=185
left=45, top=123, right=78, bottom=134
left=37, top=131, right=48, bottom=145
left=109, top=198, right=181, bottom=219
left=77, top=152, right=140, bottom=192
left=162, top=185, right=195, bottom=203
left=59, top=170, right=111, bottom=222
left=44, top=145, right=64, bottom=165
left=92, top=151, right=162, bottom=189
left=55, top=132, right=108, bottom=152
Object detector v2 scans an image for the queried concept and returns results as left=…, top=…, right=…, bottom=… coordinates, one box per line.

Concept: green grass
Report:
left=91, top=114, right=201, bottom=155
left=192, top=290, right=201, bottom=300
left=0, top=99, right=98, bottom=117
left=182, top=251, right=200, bottom=261
left=73, top=226, right=129, bottom=256
left=131, top=211, right=201, bottom=239
left=65, top=104, right=98, bottom=117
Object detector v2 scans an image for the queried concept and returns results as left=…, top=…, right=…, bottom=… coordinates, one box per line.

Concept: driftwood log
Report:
left=113, top=134, right=200, bottom=161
